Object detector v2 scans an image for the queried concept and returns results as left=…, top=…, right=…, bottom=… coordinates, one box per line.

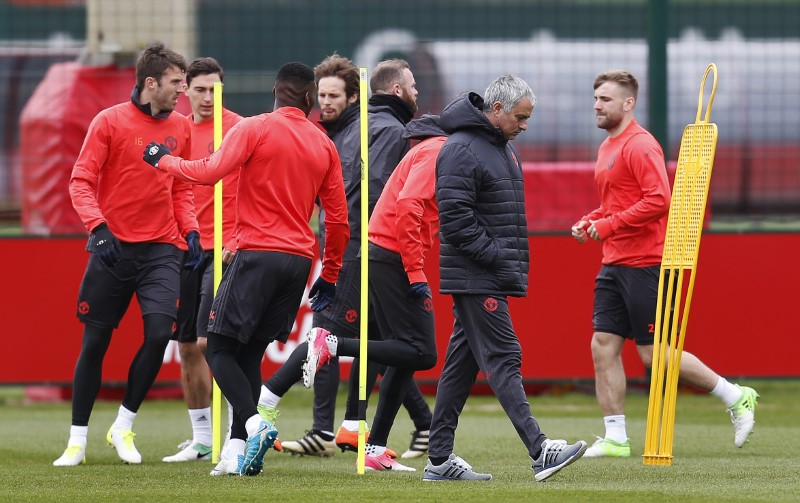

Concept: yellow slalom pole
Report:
left=643, top=64, right=718, bottom=466
left=211, top=81, right=224, bottom=464
left=356, top=67, right=369, bottom=475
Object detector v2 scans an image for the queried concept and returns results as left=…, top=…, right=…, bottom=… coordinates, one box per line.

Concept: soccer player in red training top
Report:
left=54, top=43, right=198, bottom=467
left=143, top=62, right=349, bottom=476
left=303, top=114, right=446, bottom=472
left=162, top=57, right=242, bottom=464
left=572, top=70, right=758, bottom=458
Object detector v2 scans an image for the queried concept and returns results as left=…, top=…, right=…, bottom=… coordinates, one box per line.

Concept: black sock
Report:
left=429, top=456, right=449, bottom=466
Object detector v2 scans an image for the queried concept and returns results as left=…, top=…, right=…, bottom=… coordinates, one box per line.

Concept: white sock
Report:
left=326, top=333, right=338, bottom=357
left=189, top=407, right=213, bottom=446
left=68, top=425, right=88, bottom=448
left=604, top=415, right=627, bottom=443
left=259, top=385, right=282, bottom=408
left=341, top=420, right=360, bottom=432
left=710, top=377, right=742, bottom=407
left=245, top=414, right=262, bottom=437
left=365, top=443, right=385, bottom=456
left=226, top=438, right=246, bottom=458
left=112, top=405, right=136, bottom=431
left=226, top=399, right=234, bottom=438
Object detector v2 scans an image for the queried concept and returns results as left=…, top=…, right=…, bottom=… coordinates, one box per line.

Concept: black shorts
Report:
left=312, top=258, right=361, bottom=339
left=208, top=250, right=311, bottom=345
left=76, top=242, right=182, bottom=329
left=175, top=252, right=224, bottom=342
left=368, top=243, right=437, bottom=359
left=593, top=264, right=661, bottom=345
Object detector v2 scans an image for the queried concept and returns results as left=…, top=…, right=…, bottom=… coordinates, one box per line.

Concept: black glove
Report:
left=408, top=282, right=432, bottom=299
left=184, top=231, right=203, bottom=270
left=309, top=277, right=336, bottom=312
left=88, top=222, right=122, bottom=268
left=143, top=141, right=171, bottom=168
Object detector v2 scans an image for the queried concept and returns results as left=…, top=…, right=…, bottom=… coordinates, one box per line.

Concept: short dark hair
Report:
left=135, top=42, right=187, bottom=91
left=274, top=62, right=316, bottom=114
left=276, top=62, right=315, bottom=86
left=370, top=59, right=410, bottom=94
left=186, top=57, right=223, bottom=87
left=594, top=70, right=639, bottom=101
left=314, top=53, right=359, bottom=100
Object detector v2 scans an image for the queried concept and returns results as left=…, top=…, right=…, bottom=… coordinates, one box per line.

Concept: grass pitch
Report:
left=0, top=379, right=797, bottom=502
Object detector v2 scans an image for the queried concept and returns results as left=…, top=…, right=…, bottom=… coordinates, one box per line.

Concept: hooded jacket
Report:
left=369, top=114, right=447, bottom=283
left=436, top=93, right=529, bottom=296
left=320, top=103, right=362, bottom=260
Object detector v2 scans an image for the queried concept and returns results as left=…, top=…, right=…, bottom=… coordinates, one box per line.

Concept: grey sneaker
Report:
left=532, top=439, right=587, bottom=482
left=423, top=454, right=492, bottom=481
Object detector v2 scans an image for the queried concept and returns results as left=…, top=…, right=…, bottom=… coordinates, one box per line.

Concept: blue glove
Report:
left=142, top=141, right=171, bottom=168
left=184, top=231, right=203, bottom=270
left=88, top=222, right=122, bottom=268
left=408, top=282, right=432, bottom=299
left=309, top=277, right=336, bottom=312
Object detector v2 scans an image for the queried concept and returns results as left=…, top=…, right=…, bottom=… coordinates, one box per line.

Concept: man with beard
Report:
left=54, top=43, right=197, bottom=466
left=572, top=70, right=758, bottom=457
left=258, top=55, right=433, bottom=461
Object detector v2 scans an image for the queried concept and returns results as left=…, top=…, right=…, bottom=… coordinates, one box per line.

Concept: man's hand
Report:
left=571, top=220, right=590, bottom=243
left=309, top=277, right=336, bottom=312
left=184, top=231, right=203, bottom=270
left=408, top=282, right=432, bottom=299
left=587, top=221, right=602, bottom=241
left=143, top=141, right=171, bottom=168
left=89, top=222, right=122, bottom=267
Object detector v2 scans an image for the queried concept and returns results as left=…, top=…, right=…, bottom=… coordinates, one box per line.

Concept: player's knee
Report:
left=417, top=353, right=437, bottom=371
left=197, top=337, right=208, bottom=355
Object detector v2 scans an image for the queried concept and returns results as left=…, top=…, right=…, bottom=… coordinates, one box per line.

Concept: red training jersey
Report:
left=582, top=119, right=671, bottom=266
left=158, top=107, right=349, bottom=283
left=69, top=101, right=196, bottom=244
left=369, top=136, right=445, bottom=284
left=187, top=108, right=242, bottom=251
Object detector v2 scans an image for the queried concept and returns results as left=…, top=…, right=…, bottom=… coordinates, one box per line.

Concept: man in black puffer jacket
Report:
left=423, top=75, right=587, bottom=483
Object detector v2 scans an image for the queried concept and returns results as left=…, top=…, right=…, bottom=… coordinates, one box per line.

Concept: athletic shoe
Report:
left=302, top=327, right=332, bottom=388
left=256, top=405, right=283, bottom=452
left=241, top=419, right=278, bottom=476
left=364, top=452, right=416, bottom=472
left=423, top=453, right=492, bottom=481
left=532, top=439, right=587, bottom=482
left=162, top=440, right=212, bottom=462
left=281, top=430, right=336, bottom=457
left=210, top=454, right=244, bottom=476
left=728, top=385, right=759, bottom=447
left=335, top=426, right=397, bottom=458
left=401, top=429, right=430, bottom=459
left=107, top=426, right=142, bottom=464
left=53, top=444, right=86, bottom=466
left=583, top=436, right=631, bottom=458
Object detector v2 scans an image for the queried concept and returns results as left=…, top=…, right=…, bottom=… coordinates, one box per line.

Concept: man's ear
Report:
left=348, top=93, right=358, bottom=105
left=492, top=101, right=504, bottom=117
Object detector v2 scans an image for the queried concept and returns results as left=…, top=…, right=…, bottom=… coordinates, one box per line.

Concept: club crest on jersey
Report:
left=607, top=154, right=616, bottom=170
left=207, top=141, right=215, bottom=155
left=345, top=309, right=358, bottom=323
left=164, top=136, right=178, bottom=151
left=78, top=301, right=90, bottom=315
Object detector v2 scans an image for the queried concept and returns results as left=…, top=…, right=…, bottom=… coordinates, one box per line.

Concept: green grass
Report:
left=0, top=380, right=797, bottom=502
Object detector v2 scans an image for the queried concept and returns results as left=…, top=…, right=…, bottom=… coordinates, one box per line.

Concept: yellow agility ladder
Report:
left=643, top=64, right=719, bottom=466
